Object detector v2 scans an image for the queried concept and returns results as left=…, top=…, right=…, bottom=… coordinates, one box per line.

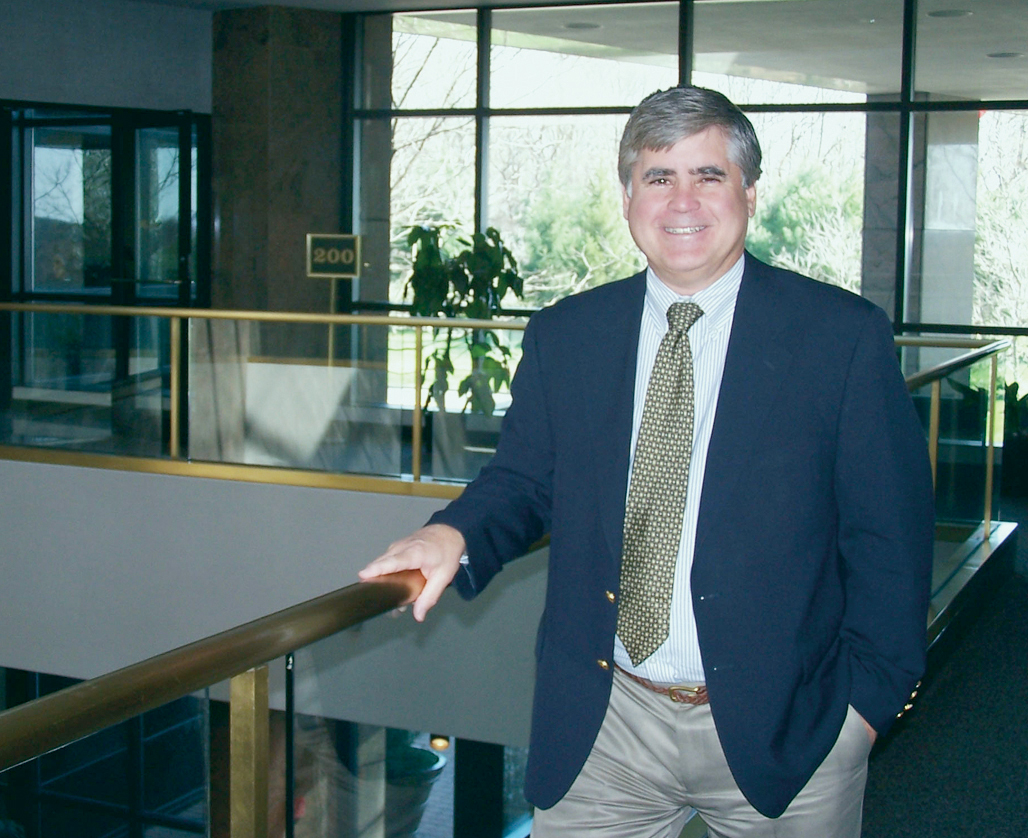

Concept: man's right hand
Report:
left=358, top=523, right=466, bottom=622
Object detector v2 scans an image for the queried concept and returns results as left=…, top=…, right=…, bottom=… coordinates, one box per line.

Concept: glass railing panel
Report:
left=286, top=645, right=452, bottom=838
left=0, top=668, right=208, bottom=838
left=420, top=323, right=523, bottom=483
left=2, top=310, right=169, bottom=457
left=932, top=357, right=992, bottom=530
left=189, top=318, right=405, bottom=477
left=998, top=334, right=1028, bottom=504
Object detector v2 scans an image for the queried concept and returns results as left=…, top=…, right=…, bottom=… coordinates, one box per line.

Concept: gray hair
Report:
left=618, top=86, right=763, bottom=189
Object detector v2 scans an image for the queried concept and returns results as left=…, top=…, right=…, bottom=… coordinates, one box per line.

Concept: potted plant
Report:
left=1002, top=380, right=1028, bottom=497
left=404, top=225, right=523, bottom=415
left=403, top=225, right=525, bottom=479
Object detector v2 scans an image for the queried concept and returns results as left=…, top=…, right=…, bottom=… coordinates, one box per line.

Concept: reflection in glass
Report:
left=389, top=12, right=478, bottom=110
left=490, top=4, right=677, bottom=109
left=32, top=126, right=113, bottom=293
left=189, top=320, right=404, bottom=477
left=488, top=114, right=643, bottom=308
left=692, top=0, right=898, bottom=104
left=1, top=311, right=167, bottom=456
left=915, top=3, right=1028, bottom=101
left=288, top=648, right=452, bottom=838
left=745, top=112, right=867, bottom=293
left=137, top=127, right=185, bottom=299
left=0, top=671, right=207, bottom=838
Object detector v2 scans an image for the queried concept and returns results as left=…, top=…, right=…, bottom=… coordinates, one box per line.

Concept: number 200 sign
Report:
left=306, top=234, right=361, bottom=278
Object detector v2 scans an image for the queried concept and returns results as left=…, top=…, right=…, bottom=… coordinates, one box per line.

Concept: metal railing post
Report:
left=412, top=325, right=424, bottom=481
left=231, top=665, right=270, bottom=838
left=928, top=379, right=941, bottom=489
left=984, top=355, right=998, bottom=538
left=169, top=315, right=182, bottom=459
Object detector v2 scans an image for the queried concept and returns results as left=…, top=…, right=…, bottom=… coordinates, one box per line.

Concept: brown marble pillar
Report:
left=212, top=6, right=343, bottom=358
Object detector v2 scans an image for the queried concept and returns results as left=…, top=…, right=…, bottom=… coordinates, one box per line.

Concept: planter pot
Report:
left=385, top=747, right=447, bottom=838
left=428, top=411, right=502, bottom=482
left=1001, top=433, right=1028, bottom=497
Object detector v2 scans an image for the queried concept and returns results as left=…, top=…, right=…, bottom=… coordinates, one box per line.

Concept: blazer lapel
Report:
left=595, top=273, right=646, bottom=563
left=694, top=257, right=797, bottom=559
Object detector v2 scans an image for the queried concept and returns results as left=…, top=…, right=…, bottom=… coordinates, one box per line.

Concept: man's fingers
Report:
left=411, top=569, right=453, bottom=622
left=357, top=555, right=407, bottom=579
left=357, top=524, right=466, bottom=621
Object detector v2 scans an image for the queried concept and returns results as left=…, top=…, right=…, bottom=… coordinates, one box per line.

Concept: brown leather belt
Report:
left=616, top=664, right=709, bottom=705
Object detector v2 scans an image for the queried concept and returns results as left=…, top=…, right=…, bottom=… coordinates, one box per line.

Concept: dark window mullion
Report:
left=893, top=0, right=919, bottom=327
left=679, top=0, right=693, bottom=86
left=475, top=7, right=491, bottom=234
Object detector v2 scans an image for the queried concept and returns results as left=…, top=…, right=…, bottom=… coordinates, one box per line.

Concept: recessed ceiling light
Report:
left=564, top=21, right=601, bottom=31
left=987, top=52, right=1025, bottom=59
left=927, top=9, right=973, bottom=18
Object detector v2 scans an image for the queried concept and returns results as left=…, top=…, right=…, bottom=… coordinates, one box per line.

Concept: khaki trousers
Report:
left=531, top=668, right=872, bottom=838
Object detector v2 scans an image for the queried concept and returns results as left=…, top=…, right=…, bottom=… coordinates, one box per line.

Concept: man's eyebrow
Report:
left=691, top=165, right=727, bottom=177
left=642, top=167, right=675, bottom=180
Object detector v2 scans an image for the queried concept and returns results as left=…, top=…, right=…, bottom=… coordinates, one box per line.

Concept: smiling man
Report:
left=360, top=86, right=935, bottom=837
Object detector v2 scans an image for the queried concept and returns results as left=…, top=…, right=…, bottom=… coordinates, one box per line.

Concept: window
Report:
left=353, top=0, right=1028, bottom=398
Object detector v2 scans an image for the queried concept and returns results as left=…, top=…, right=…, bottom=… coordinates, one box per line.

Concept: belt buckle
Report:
left=668, top=685, right=703, bottom=704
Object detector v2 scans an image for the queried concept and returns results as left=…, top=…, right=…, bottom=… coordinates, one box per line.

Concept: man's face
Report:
left=622, top=126, right=756, bottom=296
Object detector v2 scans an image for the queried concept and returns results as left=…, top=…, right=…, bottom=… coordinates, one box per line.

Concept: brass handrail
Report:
left=0, top=570, right=425, bottom=772
left=0, top=302, right=528, bottom=332
left=899, top=338, right=1010, bottom=392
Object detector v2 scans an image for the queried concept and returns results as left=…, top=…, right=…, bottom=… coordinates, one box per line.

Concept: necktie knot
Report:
left=667, top=301, right=704, bottom=335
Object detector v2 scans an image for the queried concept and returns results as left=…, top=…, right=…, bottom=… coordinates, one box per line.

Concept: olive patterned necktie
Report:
left=617, top=301, right=704, bottom=666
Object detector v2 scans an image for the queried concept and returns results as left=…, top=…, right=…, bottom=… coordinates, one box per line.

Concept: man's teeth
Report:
left=665, top=226, right=704, bottom=234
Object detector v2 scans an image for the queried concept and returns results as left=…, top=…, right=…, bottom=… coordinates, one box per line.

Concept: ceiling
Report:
left=127, top=0, right=1028, bottom=101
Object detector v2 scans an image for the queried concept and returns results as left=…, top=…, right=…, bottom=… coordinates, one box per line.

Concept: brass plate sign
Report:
left=306, top=234, right=361, bottom=278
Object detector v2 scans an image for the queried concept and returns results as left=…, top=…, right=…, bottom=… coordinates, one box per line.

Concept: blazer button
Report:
left=605, top=591, right=616, bottom=603
left=597, top=659, right=610, bottom=671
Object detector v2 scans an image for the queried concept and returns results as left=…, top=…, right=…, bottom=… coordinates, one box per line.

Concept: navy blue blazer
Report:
left=431, top=254, right=935, bottom=818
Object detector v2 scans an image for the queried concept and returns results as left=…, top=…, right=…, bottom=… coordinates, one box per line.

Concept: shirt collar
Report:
left=644, top=254, right=745, bottom=337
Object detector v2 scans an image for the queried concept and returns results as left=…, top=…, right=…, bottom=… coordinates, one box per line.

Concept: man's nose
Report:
left=667, top=184, right=700, bottom=212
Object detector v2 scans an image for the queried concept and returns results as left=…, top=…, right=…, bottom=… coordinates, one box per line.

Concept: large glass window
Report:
left=746, top=111, right=867, bottom=294
left=490, top=4, right=678, bottom=109
left=388, top=11, right=478, bottom=110
left=693, top=0, right=903, bottom=104
left=354, top=0, right=1028, bottom=409
left=915, top=4, right=1028, bottom=101
left=488, top=114, right=641, bottom=307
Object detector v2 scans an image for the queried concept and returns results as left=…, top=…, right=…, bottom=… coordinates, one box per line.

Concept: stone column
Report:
left=212, top=6, right=344, bottom=359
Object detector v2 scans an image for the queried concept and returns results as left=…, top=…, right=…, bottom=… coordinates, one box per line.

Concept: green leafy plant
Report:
left=404, top=225, right=523, bottom=415
left=1006, top=380, right=1028, bottom=437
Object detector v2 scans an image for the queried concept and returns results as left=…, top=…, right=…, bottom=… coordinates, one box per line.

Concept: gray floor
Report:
left=862, top=496, right=1028, bottom=837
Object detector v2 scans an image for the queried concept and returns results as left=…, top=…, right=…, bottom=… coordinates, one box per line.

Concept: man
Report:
left=360, top=86, right=934, bottom=837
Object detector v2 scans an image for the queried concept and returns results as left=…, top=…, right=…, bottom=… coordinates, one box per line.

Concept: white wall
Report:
left=1, top=0, right=212, bottom=112
left=0, top=459, right=545, bottom=746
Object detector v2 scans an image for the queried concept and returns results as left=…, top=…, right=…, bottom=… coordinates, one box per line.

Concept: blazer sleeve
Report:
left=835, top=305, right=935, bottom=734
left=428, top=313, right=555, bottom=598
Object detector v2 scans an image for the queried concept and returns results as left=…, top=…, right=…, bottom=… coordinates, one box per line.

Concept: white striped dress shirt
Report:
left=612, top=255, right=744, bottom=684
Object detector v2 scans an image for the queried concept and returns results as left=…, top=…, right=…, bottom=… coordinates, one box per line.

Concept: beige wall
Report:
left=0, top=458, right=544, bottom=746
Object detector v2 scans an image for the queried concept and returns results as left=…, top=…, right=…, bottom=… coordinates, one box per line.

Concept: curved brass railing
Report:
left=0, top=569, right=425, bottom=772
left=0, top=302, right=528, bottom=496
left=897, top=336, right=1010, bottom=536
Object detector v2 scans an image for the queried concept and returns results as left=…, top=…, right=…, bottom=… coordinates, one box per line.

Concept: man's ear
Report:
left=746, top=183, right=757, bottom=218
